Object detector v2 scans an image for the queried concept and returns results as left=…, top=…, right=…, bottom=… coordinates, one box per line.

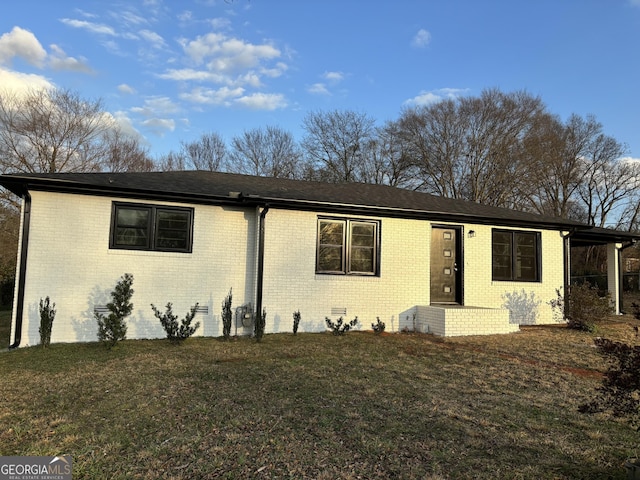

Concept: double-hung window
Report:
left=317, top=218, right=379, bottom=275
left=110, top=202, right=194, bottom=253
left=492, top=229, right=540, bottom=282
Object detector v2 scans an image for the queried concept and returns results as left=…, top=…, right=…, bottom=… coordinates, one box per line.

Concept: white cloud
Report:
left=179, top=86, right=245, bottom=106
left=308, top=83, right=330, bottom=95
left=131, top=96, right=180, bottom=117
left=0, top=27, right=47, bottom=67
left=60, top=18, right=117, bottom=36
left=234, top=92, right=287, bottom=110
left=630, top=0, right=640, bottom=7
left=48, top=44, right=93, bottom=73
left=138, top=29, right=166, bottom=48
left=141, top=117, right=175, bottom=136
left=117, top=83, right=136, bottom=94
left=180, top=33, right=281, bottom=73
left=323, top=71, right=344, bottom=83
left=412, top=28, right=431, bottom=48
left=158, top=68, right=228, bottom=83
left=0, top=67, right=53, bottom=94
left=404, top=88, right=469, bottom=106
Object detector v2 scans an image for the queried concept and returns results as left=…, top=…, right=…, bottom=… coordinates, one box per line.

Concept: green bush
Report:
left=325, top=316, right=358, bottom=336
left=548, top=282, right=613, bottom=332
left=38, top=296, right=56, bottom=348
left=222, top=289, right=233, bottom=340
left=151, top=302, right=200, bottom=344
left=96, top=273, right=134, bottom=349
left=372, top=317, right=385, bottom=334
left=292, top=310, right=301, bottom=335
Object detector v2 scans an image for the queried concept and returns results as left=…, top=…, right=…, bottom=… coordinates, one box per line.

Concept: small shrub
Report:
left=293, top=310, right=301, bottom=335
left=38, top=296, right=56, bottom=348
left=222, top=288, right=233, bottom=340
left=579, top=336, right=640, bottom=428
left=548, top=282, right=612, bottom=332
left=255, top=308, right=266, bottom=341
left=325, top=316, right=358, bottom=336
left=372, top=317, right=386, bottom=334
left=151, top=302, right=200, bottom=344
left=96, top=273, right=134, bottom=349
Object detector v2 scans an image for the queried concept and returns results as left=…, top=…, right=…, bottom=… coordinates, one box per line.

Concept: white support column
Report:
left=607, top=242, right=623, bottom=315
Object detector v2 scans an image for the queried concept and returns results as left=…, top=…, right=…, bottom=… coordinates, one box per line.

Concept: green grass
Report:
left=1, top=322, right=640, bottom=479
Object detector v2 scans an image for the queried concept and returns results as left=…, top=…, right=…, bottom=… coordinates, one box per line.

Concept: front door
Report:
left=430, top=226, right=462, bottom=304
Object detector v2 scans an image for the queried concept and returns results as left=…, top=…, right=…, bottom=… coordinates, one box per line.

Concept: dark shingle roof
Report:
left=0, top=170, right=629, bottom=237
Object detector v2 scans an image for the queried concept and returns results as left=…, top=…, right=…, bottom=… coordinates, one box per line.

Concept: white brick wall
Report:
left=16, top=191, right=257, bottom=346
left=11, top=192, right=568, bottom=346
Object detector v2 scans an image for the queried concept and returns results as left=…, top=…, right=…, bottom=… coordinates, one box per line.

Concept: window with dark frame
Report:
left=492, top=229, right=540, bottom=282
left=110, top=202, right=194, bottom=253
left=317, top=218, right=379, bottom=275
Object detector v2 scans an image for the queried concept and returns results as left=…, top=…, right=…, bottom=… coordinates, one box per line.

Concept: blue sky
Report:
left=1, top=0, right=639, bottom=161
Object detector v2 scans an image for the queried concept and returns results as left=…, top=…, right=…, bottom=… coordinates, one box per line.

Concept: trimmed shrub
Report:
left=222, top=288, right=233, bottom=340
left=96, top=273, right=134, bottom=349
left=293, top=310, right=301, bottom=335
left=325, top=316, right=358, bottom=335
left=38, top=296, right=56, bottom=348
left=548, top=282, right=613, bottom=332
left=372, top=317, right=385, bottom=334
left=151, top=302, right=200, bottom=344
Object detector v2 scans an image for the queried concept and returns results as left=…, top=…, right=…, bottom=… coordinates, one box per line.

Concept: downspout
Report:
left=10, top=192, right=31, bottom=349
left=255, top=204, right=270, bottom=331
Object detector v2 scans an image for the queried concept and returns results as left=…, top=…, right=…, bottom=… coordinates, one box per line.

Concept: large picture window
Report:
left=492, top=229, right=540, bottom=282
left=110, top=202, right=194, bottom=253
left=317, top=218, right=379, bottom=275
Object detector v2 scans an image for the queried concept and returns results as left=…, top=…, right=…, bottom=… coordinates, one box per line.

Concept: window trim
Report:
left=110, top=202, right=194, bottom=253
left=316, top=217, right=380, bottom=276
left=491, top=229, right=541, bottom=282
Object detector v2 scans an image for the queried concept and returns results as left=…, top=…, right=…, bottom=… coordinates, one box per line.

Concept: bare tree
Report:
left=229, top=125, right=301, bottom=178
left=397, top=89, right=547, bottom=208
left=182, top=132, right=226, bottom=171
left=301, top=110, right=376, bottom=183
left=357, top=121, right=417, bottom=188
left=0, top=88, right=113, bottom=175
left=102, top=129, right=155, bottom=173
left=156, top=151, right=188, bottom=172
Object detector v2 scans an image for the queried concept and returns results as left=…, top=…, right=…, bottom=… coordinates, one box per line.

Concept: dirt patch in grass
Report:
left=1, top=324, right=638, bottom=479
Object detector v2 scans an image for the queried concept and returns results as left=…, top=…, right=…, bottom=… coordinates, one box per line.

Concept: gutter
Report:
left=255, top=204, right=270, bottom=334
left=9, top=192, right=31, bottom=349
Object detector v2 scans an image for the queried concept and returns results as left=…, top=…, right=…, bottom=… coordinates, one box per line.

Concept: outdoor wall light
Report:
left=468, top=230, right=476, bottom=238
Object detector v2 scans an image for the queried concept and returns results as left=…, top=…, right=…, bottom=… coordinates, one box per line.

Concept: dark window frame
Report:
left=316, top=217, right=380, bottom=276
left=110, top=202, right=194, bottom=253
left=491, top=229, right=541, bottom=282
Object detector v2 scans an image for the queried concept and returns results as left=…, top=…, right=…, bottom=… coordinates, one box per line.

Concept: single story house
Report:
left=1, top=171, right=638, bottom=348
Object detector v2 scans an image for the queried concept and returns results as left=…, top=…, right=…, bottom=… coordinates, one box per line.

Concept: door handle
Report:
left=453, top=262, right=458, bottom=272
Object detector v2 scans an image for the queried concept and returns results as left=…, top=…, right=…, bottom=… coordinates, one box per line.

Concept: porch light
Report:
left=468, top=230, right=476, bottom=238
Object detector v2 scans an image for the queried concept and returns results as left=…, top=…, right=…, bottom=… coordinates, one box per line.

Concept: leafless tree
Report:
left=301, top=110, right=376, bottom=183
left=182, top=132, right=227, bottom=171
left=397, top=89, right=547, bottom=208
left=229, top=126, right=302, bottom=178
left=102, top=129, right=155, bottom=173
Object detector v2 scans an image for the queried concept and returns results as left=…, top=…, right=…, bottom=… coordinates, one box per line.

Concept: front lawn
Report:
left=1, top=321, right=639, bottom=479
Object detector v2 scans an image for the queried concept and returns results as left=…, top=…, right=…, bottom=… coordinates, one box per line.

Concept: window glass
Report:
left=111, top=203, right=193, bottom=253
left=156, top=210, right=190, bottom=250
left=115, top=207, right=150, bottom=247
left=317, top=218, right=378, bottom=275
